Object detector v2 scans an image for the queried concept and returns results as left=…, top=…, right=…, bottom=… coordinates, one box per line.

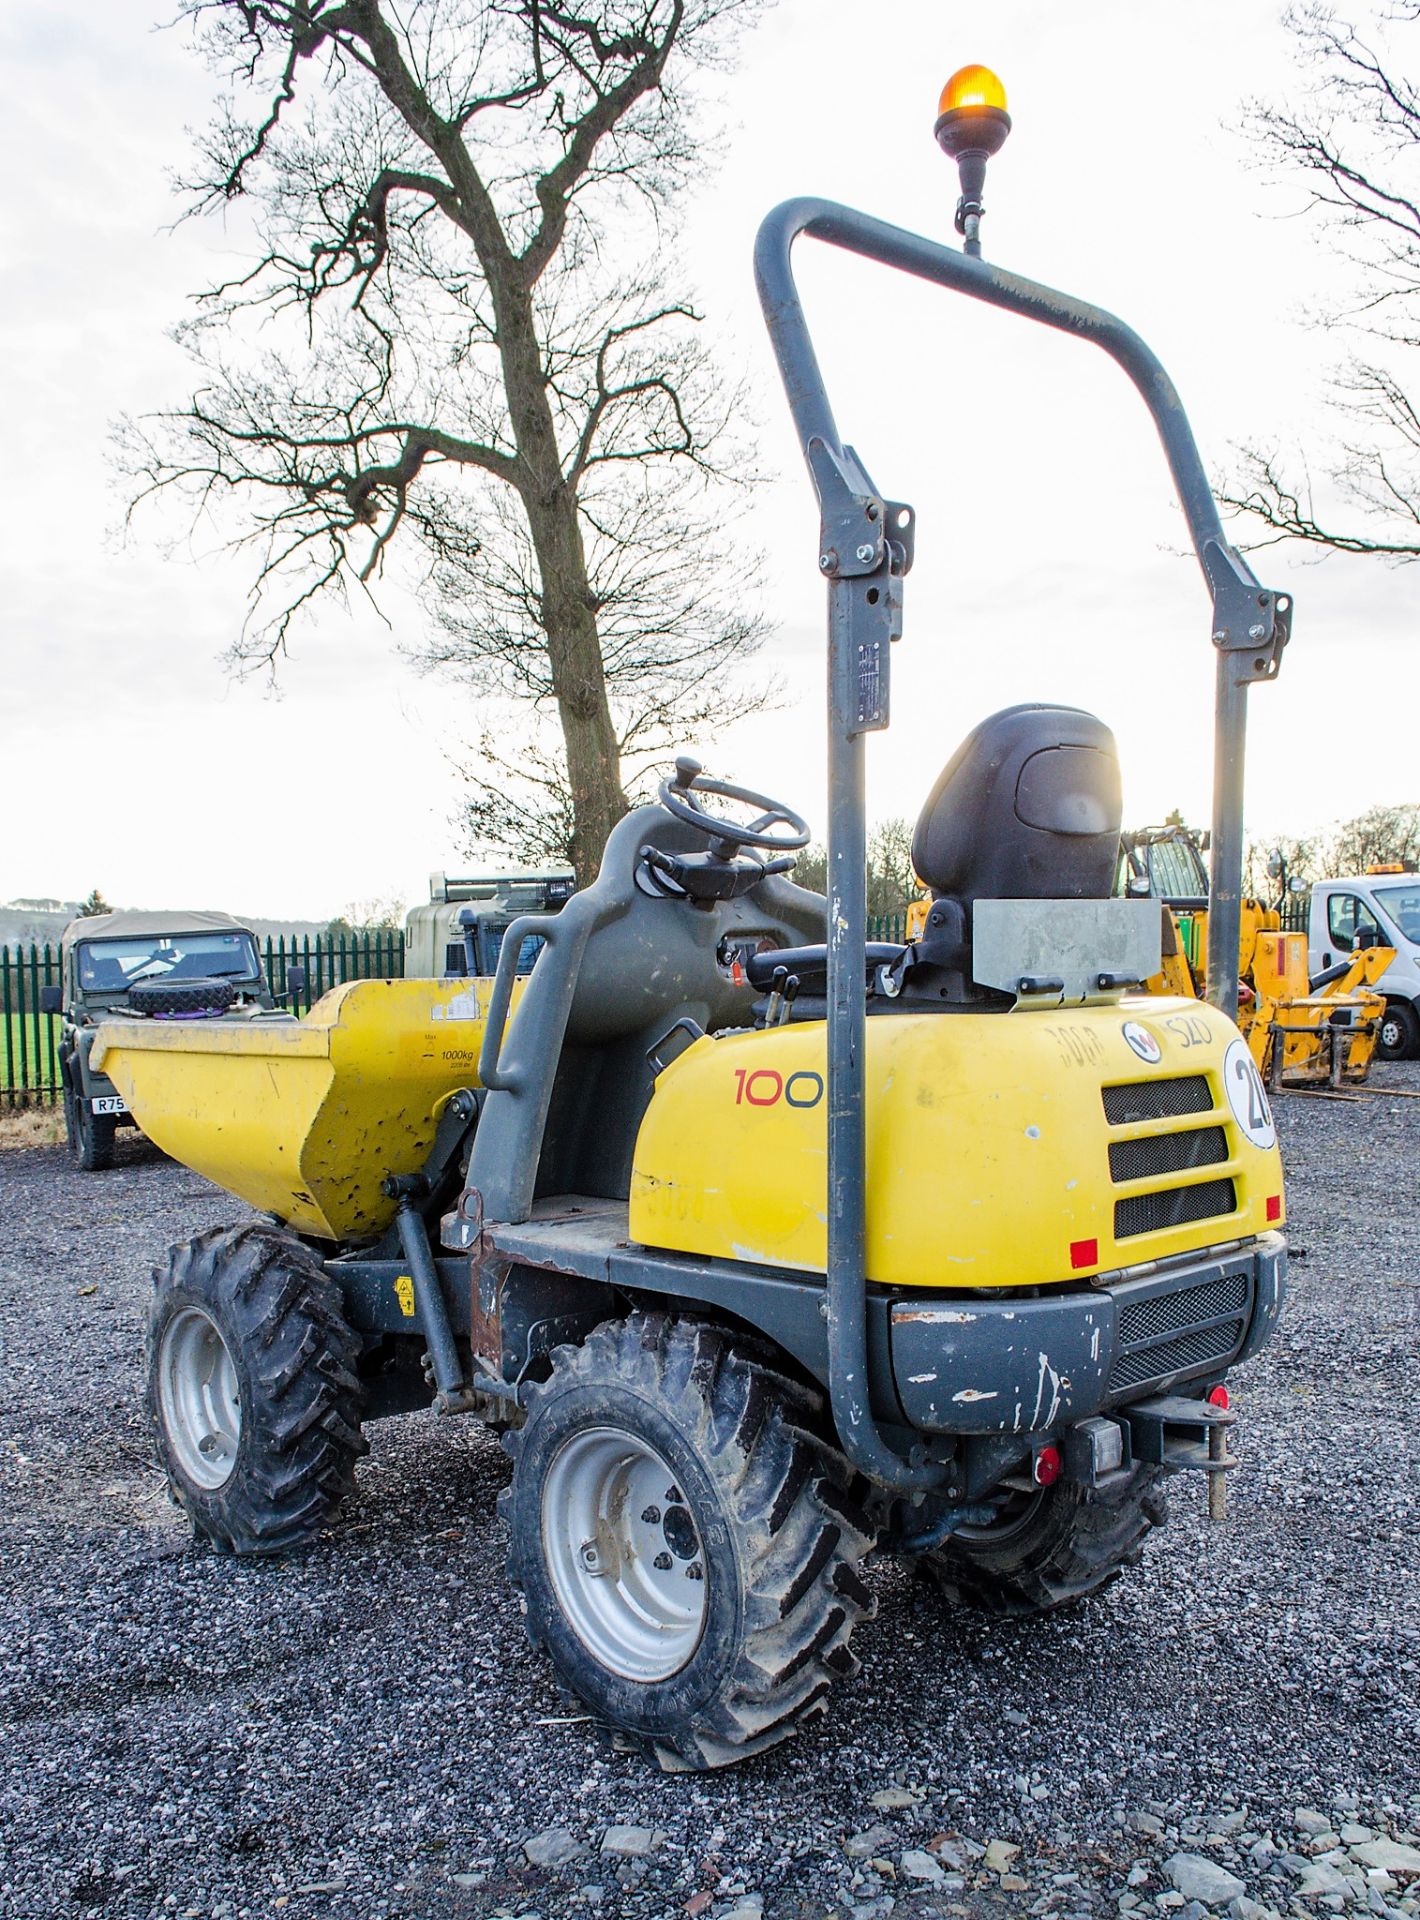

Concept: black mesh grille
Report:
left=1108, top=1322, right=1241, bottom=1391
left=1107, top=1269, right=1252, bottom=1394
left=1118, top=1271, right=1249, bottom=1345
left=1109, top=1126, right=1229, bottom=1184
left=1102, top=1076, right=1212, bottom=1126
left=1114, top=1178, right=1236, bottom=1239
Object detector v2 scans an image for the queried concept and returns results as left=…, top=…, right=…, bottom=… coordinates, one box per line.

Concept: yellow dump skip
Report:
left=93, top=977, right=518, bottom=1241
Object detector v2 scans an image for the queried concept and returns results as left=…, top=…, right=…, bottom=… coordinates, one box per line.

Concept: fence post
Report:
left=1, top=948, right=12, bottom=1108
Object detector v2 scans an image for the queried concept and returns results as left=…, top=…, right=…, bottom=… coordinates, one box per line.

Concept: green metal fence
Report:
left=1, top=930, right=407, bottom=1108
left=866, top=913, right=907, bottom=944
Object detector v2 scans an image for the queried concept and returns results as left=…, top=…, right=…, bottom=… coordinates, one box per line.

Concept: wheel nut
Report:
left=685, top=1561, right=704, bottom=1582
left=653, top=1551, right=673, bottom=1571
left=641, top=1505, right=662, bottom=1525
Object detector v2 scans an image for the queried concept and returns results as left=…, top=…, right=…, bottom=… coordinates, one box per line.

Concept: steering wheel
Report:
left=658, top=757, right=810, bottom=856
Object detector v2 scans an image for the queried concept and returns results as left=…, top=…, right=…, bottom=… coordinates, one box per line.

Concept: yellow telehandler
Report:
left=1118, top=826, right=1392, bottom=1091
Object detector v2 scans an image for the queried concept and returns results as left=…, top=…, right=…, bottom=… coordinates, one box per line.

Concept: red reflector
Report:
left=1265, top=1194, right=1282, bottom=1222
left=1069, top=1238, right=1098, bottom=1270
left=1034, top=1445, right=1062, bottom=1487
left=1208, top=1385, right=1230, bottom=1410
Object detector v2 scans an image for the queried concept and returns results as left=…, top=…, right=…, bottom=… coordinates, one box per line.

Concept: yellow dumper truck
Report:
left=100, top=71, right=1290, bottom=1771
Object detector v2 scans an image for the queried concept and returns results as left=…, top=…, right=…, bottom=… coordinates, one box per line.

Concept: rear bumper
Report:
left=889, top=1231, right=1286, bottom=1435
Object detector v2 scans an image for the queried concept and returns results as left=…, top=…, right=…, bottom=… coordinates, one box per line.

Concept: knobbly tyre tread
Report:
left=128, top=977, right=237, bottom=1017
left=146, top=1224, right=367, bottom=1555
left=501, top=1315, right=876, bottom=1772
left=917, top=1465, right=1169, bottom=1618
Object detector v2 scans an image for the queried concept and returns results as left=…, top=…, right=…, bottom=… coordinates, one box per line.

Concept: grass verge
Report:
left=0, top=1104, right=65, bottom=1150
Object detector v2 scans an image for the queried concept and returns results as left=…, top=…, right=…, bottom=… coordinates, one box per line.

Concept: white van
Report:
left=1308, top=872, right=1420, bottom=1059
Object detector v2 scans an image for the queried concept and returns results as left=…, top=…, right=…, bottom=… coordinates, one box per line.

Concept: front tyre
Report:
left=146, top=1225, right=367, bottom=1555
left=504, top=1317, right=875, bottom=1771
left=915, top=1464, right=1168, bottom=1617
left=74, top=1096, right=116, bottom=1172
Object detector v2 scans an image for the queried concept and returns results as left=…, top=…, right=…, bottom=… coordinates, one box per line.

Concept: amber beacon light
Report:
left=934, top=63, right=1012, bottom=257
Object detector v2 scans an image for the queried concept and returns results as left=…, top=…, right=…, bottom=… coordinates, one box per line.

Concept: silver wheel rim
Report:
left=158, top=1306, right=242, bottom=1490
left=540, top=1425, right=709, bottom=1681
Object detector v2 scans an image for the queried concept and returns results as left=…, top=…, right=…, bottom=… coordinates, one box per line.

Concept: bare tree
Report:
left=1221, top=2, right=1420, bottom=560
left=794, top=818, right=917, bottom=920
left=121, top=0, right=771, bottom=877
left=1243, top=832, right=1320, bottom=901
left=1325, top=800, right=1420, bottom=870
left=1242, top=805, right=1418, bottom=895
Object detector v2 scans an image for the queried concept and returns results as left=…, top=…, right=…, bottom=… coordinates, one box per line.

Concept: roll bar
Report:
left=753, top=196, right=1291, bottom=1492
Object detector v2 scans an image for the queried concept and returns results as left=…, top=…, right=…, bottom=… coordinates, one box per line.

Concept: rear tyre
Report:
left=503, top=1316, right=876, bottom=1771
left=74, top=1097, right=116, bottom=1172
left=914, top=1464, right=1168, bottom=1617
left=146, top=1224, right=367, bottom=1555
left=1377, top=1000, right=1419, bottom=1062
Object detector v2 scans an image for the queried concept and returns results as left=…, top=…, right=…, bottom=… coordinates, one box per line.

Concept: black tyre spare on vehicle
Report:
left=915, top=1463, right=1168, bottom=1616
left=146, top=1224, right=367, bottom=1554
left=129, top=977, right=237, bottom=1017
left=503, top=1315, right=876, bottom=1771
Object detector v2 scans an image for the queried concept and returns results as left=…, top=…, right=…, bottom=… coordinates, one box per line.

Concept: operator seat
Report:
left=745, top=703, right=1122, bottom=1006
left=913, top=702, right=1121, bottom=905
left=904, top=702, right=1122, bottom=1004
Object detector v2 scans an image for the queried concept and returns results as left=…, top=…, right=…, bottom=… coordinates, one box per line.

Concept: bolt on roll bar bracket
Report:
left=1203, top=538, right=1292, bottom=681
left=754, top=194, right=1291, bottom=1494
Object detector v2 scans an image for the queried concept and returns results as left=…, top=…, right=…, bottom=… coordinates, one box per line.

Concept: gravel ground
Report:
left=1, top=1066, right=1418, bottom=1920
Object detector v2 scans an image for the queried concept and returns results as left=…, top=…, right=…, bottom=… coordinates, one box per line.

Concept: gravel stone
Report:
left=598, top=1826, right=663, bottom=1859
left=1296, top=1864, right=1352, bottom=1897
left=1355, top=1844, right=1420, bottom=1878
left=899, top=1849, right=945, bottom=1882
left=523, top=1829, right=584, bottom=1868
left=1166, top=1855, right=1249, bottom=1905
left=869, top=1787, right=923, bottom=1811
left=846, top=1825, right=897, bottom=1859
left=2, top=1064, right=1419, bottom=1919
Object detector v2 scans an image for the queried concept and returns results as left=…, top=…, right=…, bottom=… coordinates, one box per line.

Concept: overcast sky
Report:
left=1, top=0, right=1414, bottom=922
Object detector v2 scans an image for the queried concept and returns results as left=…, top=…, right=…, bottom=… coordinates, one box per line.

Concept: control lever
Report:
left=764, top=965, right=788, bottom=1025
left=775, top=974, right=801, bottom=1027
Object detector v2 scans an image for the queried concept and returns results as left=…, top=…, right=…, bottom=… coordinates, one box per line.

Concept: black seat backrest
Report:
left=912, top=703, right=1122, bottom=906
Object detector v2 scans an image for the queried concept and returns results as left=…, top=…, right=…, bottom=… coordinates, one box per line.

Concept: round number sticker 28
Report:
left=1222, top=1037, right=1276, bottom=1151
